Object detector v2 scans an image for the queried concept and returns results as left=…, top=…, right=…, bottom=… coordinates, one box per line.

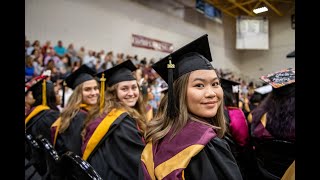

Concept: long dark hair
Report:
left=251, top=83, right=295, bottom=140
left=145, top=72, right=226, bottom=143
left=224, top=90, right=237, bottom=107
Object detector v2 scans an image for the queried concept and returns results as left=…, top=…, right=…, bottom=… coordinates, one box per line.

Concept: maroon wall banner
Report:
left=132, top=34, right=174, bottom=53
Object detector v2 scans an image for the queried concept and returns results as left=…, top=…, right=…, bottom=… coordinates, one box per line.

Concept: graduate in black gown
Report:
left=81, top=60, right=147, bottom=180
left=140, top=34, right=243, bottom=180
left=25, top=70, right=60, bottom=142
left=51, top=64, right=99, bottom=156
left=221, top=79, right=257, bottom=180
left=25, top=70, right=61, bottom=177
left=247, top=68, right=295, bottom=179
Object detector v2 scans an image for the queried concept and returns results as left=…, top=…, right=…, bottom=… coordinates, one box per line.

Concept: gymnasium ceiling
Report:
left=138, top=0, right=295, bottom=18
left=204, top=0, right=295, bottom=18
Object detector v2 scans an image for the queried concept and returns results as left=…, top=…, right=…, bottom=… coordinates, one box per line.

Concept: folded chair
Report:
left=25, top=133, right=47, bottom=178
left=36, top=134, right=63, bottom=180
left=60, top=151, right=103, bottom=180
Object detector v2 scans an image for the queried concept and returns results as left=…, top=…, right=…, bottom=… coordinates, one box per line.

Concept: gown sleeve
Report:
left=55, top=111, right=87, bottom=156
left=184, top=137, right=243, bottom=180
left=88, top=116, right=145, bottom=180
left=33, top=110, right=60, bottom=141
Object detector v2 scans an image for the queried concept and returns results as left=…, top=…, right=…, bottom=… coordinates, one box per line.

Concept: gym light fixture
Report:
left=253, top=6, right=268, bottom=14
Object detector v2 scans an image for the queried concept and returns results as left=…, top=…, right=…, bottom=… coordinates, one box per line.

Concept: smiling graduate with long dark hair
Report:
left=140, top=34, right=243, bottom=180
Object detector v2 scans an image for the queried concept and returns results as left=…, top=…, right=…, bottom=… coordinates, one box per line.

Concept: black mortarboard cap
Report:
left=151, top=34, right=214, bottom=118
left=26, top=70, right=51, bottom=106
left=31, top=80, right=54, bottom=105
left=25, top=70, right=51, bottom=94
left=152, top=34, right=213, bottom=84
left=220, top=78, right=240, bottom=94
left=64, top=64, right=96, bottom=90
left=220, top=78, right=240, bottom=107
left=96, top=60, right=137, bottom=87
left=28, top=79, right=44, bottom=92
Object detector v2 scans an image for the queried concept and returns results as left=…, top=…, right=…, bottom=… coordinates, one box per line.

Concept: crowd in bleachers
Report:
left=25, top=38, right=259, bottom=114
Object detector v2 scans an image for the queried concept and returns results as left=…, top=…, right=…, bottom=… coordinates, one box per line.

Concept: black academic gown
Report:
left=82, top=108, right=145, bottom=180
left=51, top=108, right=88, bottom=156
left=184, top=137, right=243, bottom=180
left=25, top=106, right=60, bottom=176
left=247, top=112, right=295, bottom=180
left=140, top=120, right=243, bottom=180
left=26, top=107, right=60, bottom=141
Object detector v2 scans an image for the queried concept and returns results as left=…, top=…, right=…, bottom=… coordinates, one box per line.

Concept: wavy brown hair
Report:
left=145, top=72, right=227, bottom=143
left=59, top=83, right=95, bottom=133
left=81, top=82, right=147, bottom=139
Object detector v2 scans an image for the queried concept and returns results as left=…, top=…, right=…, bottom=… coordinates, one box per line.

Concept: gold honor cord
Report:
left=42, top=80, right=47, bottom=106
left=100, top=73, right=106, bottom=113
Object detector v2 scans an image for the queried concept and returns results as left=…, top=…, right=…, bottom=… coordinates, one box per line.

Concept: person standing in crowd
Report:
left=51, top=64, right=99, bottom=156
left=141, top=34, right=242, bottom=180
left=247, top=68, right=295, bottom=179
left=81, top=60, right=147, bottom=180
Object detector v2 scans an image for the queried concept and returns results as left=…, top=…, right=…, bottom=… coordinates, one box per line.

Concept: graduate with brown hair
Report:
left=51, top=64, right=99, bottom=156
left=81, top=60, right=147, bottom=180
left=141, top=34, right=242, bottom=180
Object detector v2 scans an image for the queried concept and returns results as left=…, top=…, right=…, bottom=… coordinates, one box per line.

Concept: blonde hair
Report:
left=59, top=83, right=87, bottom=133
left=145, top=72, right=226, bottom=143
left=81, top=82, right=147, bottom=139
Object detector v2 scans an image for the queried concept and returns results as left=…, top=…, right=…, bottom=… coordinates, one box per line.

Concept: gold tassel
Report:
left=100, top=73, right=106, bottom=113
left=42, top=79, right=47, bottom=106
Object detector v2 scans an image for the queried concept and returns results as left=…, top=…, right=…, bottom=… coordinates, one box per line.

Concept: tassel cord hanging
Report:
left=100, top=73, right=106, bottom=113
left=167, top=58, right=176, bottom=119
left=42, top=80, right=47, bottom=106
